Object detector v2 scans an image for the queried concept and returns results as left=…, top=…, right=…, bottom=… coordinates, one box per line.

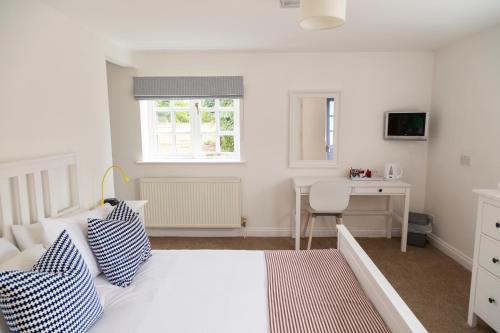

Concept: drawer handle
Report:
left=496, top=222, right=500, bottom=228
left=378, top=189, right=383, bottom=193
left=493, top=257, right=499, bottom=264
left=488, top=297, right=496, bottom=304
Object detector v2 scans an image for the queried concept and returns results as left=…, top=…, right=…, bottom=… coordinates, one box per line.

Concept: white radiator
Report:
left=139, top=177, right=241, bottom=228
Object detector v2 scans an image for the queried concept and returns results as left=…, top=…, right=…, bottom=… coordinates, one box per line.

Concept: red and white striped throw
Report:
left=265, top=249, right=390, bottom=333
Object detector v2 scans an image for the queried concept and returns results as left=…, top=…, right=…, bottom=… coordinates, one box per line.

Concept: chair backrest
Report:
left=309, top=179, right=351, bottom=213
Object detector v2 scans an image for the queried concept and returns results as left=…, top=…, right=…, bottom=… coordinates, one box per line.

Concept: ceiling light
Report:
left=299, top=0, right=346, bottom=30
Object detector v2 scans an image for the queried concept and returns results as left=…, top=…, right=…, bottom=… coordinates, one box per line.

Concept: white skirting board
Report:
left=426, top=233, right=472, bottom=271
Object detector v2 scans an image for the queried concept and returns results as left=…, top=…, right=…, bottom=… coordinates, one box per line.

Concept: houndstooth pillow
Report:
left=88, top=214, right=151, bottom=287
left=106, top=201, right=136, bottom=221
left=105, top=201, right=152, bottom=263
left=0, top=230, right=103, bottom=333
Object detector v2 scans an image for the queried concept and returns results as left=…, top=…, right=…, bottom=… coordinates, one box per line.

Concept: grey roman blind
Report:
left=133, top=76, right=243, bottom=99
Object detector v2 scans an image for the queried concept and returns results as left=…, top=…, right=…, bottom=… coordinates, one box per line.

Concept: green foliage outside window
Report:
left=175, top=112, right=190, bottom=123
left=156, top=100, right=170, bottom=108
left=157, top=112, right=170, bottom=123
left=220, top=112, right=234, bottom=131
left=219, top=99, right=234, bottom=107
left=201, top=112, right=215, bottom=123
left=220, top=136, right=234, bottom=152
left=174, top=100, right=190, bottom=107
left=201, top=99, right=215, bottom=108
left=203, top=137, right=214, bottom=145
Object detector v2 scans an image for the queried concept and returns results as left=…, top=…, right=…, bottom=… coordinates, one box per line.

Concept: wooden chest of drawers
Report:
left=468, top=190, right=500, bottom=331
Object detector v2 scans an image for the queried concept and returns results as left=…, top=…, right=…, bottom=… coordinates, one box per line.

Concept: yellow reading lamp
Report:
left=101, top=165, right=130, bottom=206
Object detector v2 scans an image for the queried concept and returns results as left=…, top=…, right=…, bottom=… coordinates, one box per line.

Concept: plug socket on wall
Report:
left=460, top=154, right=472, bottom=166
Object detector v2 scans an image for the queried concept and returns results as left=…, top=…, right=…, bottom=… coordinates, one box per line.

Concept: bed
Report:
left=0, top=154, right=427, bottom=333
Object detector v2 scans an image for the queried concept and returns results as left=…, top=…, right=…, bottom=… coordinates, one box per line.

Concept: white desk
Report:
left=293, top=177, right=411, bottom=252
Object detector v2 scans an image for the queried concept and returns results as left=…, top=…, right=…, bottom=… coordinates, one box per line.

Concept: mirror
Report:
left=289, top=91, right=340, bottom=168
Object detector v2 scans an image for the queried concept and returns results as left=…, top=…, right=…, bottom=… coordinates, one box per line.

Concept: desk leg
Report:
left=386, top=196, right=393, bottom=239
left=295, top=189, right=301, bottom=251
left=401, top=188, right=410, bottom=252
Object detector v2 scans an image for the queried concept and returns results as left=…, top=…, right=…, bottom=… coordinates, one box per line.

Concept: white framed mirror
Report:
left=289, top=91, right=340, bottom=168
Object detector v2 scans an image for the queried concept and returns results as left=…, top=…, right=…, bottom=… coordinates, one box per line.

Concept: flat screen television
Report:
left=384, top=111, right=429, bottom=141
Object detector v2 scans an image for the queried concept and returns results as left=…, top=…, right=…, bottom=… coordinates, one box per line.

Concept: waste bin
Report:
left=407, top=212, right=432, bottom=247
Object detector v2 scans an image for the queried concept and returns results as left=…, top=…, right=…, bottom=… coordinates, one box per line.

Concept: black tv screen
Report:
left=385, top=112, right=428, bottom=140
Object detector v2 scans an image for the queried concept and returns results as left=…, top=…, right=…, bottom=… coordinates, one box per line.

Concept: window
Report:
left=140, top=98, right=241, bottom=161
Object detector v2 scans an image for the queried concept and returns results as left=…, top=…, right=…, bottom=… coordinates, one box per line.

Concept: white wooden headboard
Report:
left=0, top=154, right=83, bottom=239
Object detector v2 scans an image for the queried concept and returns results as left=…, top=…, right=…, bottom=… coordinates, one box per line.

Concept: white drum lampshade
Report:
left=300, top=0, right=346, bottom=30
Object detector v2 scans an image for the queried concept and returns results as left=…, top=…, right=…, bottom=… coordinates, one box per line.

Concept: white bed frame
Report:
left=337, top=224, right=427, bottom=332
left=0, top=153, right=82, bottom=240
left=0, top=154, right=426, bottom=332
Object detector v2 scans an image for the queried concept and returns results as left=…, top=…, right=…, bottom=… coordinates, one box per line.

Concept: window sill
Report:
left=136, top=159, right=246, bottom=165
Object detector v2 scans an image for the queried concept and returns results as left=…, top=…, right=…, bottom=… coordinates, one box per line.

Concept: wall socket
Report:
left=460, top=154, right=472, bottom=166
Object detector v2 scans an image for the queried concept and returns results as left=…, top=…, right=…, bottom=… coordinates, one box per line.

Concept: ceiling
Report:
left=41, top=0, right=500, bottom=51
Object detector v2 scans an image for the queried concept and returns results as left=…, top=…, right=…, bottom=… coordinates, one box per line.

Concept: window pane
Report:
left=201, top=112, right=216, bottom=132
left=174, top=100, right=190, bottom=107
left=220, top=135, right=234, bottom=152
left=175, top=112, right=190, bottom=132
left=201, top=134, right=216, bottom=153
left=329, top=131, right=334, bottom=144
left=219, top=99, right=234, bottom=108
left=156, top=112, right=171, bottom=130
left=329, top=115, right=334, bottom=130
left=220, top=112, right=234, bottom=131
left=201, top=99, right=215, bottom=108
left=176, top=134, right=192, bottom=153
left=156, top=100, right=170, bottom=108
left=157, top=134, right=173, bottom=154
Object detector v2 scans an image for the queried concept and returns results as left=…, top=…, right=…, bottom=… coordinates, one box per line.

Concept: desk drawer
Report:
left=351, top=187, right=406, bottom=195
left=482, top=203, right=500, bottom=242
left=479, top=235, right=500, bottom=278
left=475, top=268, right=500, bottom=331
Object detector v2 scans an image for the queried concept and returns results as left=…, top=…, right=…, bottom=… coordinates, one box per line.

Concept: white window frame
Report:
left=139, top=99, right=241, bottom=162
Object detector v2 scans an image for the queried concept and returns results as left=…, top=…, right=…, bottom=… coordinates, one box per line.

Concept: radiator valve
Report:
left=241, top=217, right=247, bottom=228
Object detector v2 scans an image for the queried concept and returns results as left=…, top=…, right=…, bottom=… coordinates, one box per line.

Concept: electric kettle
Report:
left=384, top=163, right=403, bottom=180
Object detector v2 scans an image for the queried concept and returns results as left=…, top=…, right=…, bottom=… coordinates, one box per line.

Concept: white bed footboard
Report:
left=337, top=225, right=427, bottom=333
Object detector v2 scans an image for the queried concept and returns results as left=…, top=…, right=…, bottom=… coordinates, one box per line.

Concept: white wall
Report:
left=107, top=52, right=434, bottom=236
left=425, top=24, right=500, bottom=258
left=0, top=0, right=132, bottom=208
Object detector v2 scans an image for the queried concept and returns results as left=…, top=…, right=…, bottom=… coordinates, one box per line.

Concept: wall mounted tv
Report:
left=384, top=111, right=429, bottom=141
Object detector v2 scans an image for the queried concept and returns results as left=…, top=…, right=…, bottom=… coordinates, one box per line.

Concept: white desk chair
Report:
left=305, top=179, right=351, bottom=250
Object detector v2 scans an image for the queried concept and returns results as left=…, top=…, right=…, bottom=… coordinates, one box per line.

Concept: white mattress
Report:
left=90, top=250, right=269, bottom=333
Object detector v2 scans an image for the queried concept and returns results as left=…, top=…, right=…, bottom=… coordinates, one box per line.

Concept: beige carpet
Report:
left=149, top=236, right=494, bottom=333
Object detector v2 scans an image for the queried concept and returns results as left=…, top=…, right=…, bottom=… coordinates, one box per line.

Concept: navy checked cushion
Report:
left=106, top=201, right=136, bottom=221
left=106, top=201, right=152, bottom=263
left=88, top=214, right=151, bottom=287
left=0, top=230, right=103, bottom=333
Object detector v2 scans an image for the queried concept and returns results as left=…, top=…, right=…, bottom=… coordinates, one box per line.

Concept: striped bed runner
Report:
left=265, top=249, right=390, bottom=333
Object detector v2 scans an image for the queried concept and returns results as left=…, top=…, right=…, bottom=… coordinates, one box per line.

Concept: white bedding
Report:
left=90, top=250, right=269, bottom=333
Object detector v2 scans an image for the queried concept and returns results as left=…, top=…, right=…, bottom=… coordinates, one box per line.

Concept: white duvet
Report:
left=90, top=250, right=269, bottom=333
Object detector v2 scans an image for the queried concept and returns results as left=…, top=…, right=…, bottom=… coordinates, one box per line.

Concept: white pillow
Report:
left=0, top=239, right=20, bottom=264
left=0, top=244, right=45, bottom=271
left=40, top=204, right=113, bottom=278
left=62, top=204, right=114, bottom=224
left=11, top=223, right=48, bottom=251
